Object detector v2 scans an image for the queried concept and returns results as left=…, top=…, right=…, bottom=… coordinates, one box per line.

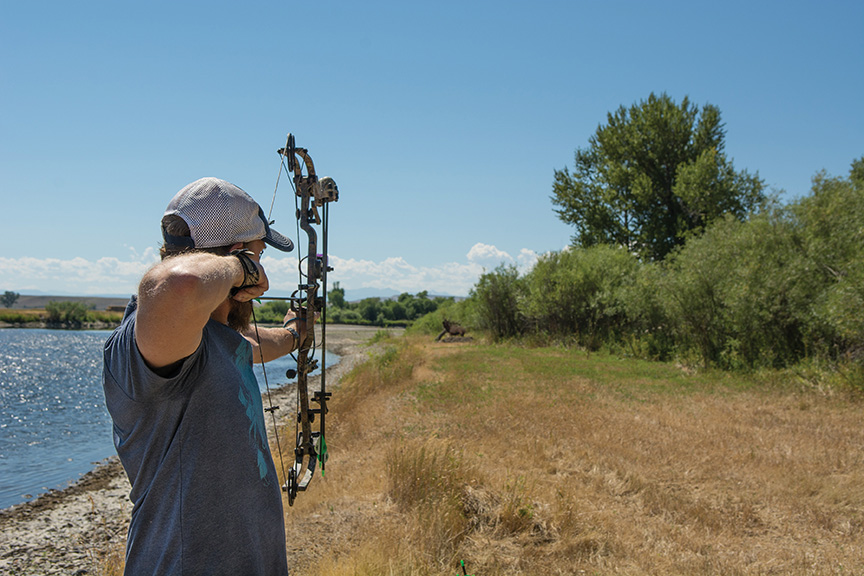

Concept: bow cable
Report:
left=252, top=307, right=289, bottom=490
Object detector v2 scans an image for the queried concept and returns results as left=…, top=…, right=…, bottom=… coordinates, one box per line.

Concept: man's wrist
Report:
left=284, top=326, right=300, bottom=348
left=230, top=249, right=260, bottom=289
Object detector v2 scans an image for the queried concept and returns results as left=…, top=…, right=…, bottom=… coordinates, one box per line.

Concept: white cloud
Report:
left=465, top=243, right=539, bottom=274
left=0, top=242, right=548, bottom=297
left=466, top=242, right=512, bottom=264
left=324, top=255, right=481, bottom=296
left=0, top=253, right=159, bottom=296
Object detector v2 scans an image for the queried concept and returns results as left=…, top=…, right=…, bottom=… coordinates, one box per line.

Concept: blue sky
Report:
left=1, top=1, right=861, bottom=298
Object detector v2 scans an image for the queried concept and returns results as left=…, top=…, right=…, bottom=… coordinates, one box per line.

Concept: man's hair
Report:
left=160, top=215, right=232, bottom=259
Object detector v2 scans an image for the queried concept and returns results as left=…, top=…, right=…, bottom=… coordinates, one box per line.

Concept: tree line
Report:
left=425, top=94, right=863, bottom=385
left=451, top=158, right=863, bottom=378
left=255, top=284, right=456, bottom=327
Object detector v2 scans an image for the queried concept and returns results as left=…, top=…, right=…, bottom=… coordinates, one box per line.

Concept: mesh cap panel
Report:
left=163, top=177, right=293, bottom=252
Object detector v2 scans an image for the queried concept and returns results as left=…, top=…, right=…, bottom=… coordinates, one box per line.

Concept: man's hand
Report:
left=282, top=309, right=320, bottom=350
left=230, top=251, right=269, bottom=302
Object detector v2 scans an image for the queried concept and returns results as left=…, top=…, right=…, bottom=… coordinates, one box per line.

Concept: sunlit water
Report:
left=0, top=328, right=336, bottom=510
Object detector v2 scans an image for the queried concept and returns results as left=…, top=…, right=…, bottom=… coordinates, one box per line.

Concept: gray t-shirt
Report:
left=102, top=298, right=289, bottom=575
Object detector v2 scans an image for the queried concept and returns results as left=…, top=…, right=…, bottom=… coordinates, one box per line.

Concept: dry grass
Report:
left=282, top=335, right=864, bottom=575
left=93, top=540, right=126, bottom=575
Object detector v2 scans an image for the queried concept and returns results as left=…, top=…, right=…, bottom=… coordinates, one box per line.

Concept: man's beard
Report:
left=227, top=299, right=253, bottom=332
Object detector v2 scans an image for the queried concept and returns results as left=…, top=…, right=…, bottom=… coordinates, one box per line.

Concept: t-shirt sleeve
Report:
left=103, top=310, right=205, bottom=403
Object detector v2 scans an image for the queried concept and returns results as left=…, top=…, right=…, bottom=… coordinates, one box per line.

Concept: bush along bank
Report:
left=424, top=159, right=864, bottom=389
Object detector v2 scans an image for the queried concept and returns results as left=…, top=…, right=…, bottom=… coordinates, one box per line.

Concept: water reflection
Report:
left=0, top=328, right=338, bottom=509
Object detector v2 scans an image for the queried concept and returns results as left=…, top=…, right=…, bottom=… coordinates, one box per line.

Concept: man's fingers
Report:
left=233, top=276, right=268, bottom=302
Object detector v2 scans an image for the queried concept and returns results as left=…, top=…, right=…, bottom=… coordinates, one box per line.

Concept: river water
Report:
left=0, top=328, right=335, bottom=510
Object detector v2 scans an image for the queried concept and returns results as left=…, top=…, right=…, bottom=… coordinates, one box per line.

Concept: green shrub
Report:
left=616, top=260, right=675, bottom=360
left=470, top=264, right=524, bottom=340
left=44, top=301, right=90, bottom=325
left=521, top=245, right=640, bottom=348
left=254, top=300, right=290, bottom=323
left=407, top=299, right=473, bottom=336
left=790, top=159, right=864, bottom=359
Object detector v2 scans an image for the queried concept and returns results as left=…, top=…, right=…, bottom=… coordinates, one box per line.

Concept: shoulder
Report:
left=104, top=308, right=211, bottom=400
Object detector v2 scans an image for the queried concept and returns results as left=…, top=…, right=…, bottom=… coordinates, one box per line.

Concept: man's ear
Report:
left=229, top=242, right=244, bottom=252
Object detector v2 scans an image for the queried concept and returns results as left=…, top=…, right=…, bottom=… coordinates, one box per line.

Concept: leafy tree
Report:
left=329, top=282, right=346, bottom=308
left=406, top=291, right=437, bottom=318
left=384, top=299, right=407, bottom=321
left=1, top=291, right=20, bottom=308
left=358, top=298, right=381, bottom=323
left=552, top=93, right=766, bottom=260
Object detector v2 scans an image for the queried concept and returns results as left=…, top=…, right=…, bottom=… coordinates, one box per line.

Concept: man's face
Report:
left=244, top=239, right=267, bottom=261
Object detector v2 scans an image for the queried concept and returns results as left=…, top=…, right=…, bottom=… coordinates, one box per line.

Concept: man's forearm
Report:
left=135, top=252, right=248, bottom=369
left=139, top=253, right=245, bottom=321
left=244, top=325, right=300, bottom=364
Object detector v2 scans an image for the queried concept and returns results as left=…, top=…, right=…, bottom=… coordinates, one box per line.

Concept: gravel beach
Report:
left=0, top=324, right=393, bottom=575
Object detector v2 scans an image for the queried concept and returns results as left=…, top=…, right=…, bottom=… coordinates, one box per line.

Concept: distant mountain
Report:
left=343, top=288, right=401, bottom=302
left=343, top=288, right=464, bottom=302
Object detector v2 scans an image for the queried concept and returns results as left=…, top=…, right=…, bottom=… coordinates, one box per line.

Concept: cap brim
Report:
left=265, top=228, right=294, bottom=252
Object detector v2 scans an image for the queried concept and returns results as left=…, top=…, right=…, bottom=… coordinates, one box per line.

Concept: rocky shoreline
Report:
left=0, top=324, right=394, bottom=575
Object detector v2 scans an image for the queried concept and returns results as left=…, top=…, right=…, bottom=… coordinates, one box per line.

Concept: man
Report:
left=103, top=177, right=304, bottom=575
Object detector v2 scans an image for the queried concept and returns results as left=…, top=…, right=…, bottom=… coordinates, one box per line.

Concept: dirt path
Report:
left=0, top=324, right=395, bottom=575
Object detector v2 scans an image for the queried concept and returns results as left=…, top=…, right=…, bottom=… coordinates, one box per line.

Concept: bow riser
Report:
left=277, top=134, right=338, bottom=507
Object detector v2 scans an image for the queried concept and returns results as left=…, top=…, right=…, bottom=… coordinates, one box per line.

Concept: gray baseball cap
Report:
left=162, top=177, right=293, bottom=252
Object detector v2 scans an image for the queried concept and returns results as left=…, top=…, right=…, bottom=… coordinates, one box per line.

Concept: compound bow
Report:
left=258, top=133, right=339, bottom=506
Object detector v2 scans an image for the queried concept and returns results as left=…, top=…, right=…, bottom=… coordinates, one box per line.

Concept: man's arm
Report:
left=135, top=252, right=251, bottom=370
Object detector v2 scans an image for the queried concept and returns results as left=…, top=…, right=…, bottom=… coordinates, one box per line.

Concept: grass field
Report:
left=281, top=334, right=864, bottom=575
